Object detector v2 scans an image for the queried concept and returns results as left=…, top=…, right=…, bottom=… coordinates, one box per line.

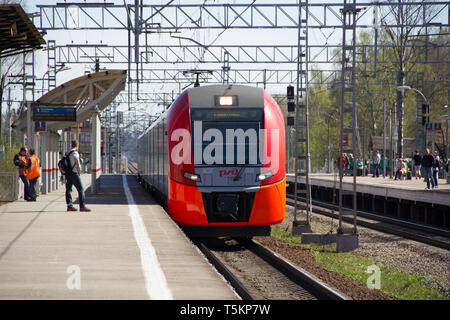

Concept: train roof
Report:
left=137, top=84, right=265, bottom=140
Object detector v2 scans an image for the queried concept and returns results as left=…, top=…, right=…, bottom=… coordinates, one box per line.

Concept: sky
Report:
left=3, top=0, right=448, bottom=116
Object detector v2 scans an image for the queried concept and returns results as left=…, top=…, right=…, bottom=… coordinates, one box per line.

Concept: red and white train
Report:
left=137, top=84, right=285, bottom=237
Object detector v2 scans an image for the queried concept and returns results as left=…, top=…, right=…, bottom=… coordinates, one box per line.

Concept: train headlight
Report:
left=256, top=171, right=273, bottom=182
left=215, top=95, right=238, bottom=106
left=183, top=171, right=201, bottom=182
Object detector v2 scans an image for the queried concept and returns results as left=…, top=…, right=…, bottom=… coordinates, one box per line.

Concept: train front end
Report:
left=167, top=85, right=285, bottom=237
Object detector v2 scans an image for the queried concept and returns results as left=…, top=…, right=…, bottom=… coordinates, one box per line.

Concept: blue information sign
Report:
left=33, top=107, right=76, bottom=121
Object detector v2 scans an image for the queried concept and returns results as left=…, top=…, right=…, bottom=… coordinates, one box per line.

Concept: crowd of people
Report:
left=340, top=148, right=448, bottom=190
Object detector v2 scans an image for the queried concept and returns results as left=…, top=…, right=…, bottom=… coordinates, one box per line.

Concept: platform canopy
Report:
left=13, top=70, right=127, bottom=132
left=0, top=4, right=45, bottom=58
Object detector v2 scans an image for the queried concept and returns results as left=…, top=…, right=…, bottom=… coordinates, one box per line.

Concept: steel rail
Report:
left=288, top=193, right=450, bottom=238
left=196, top=238, right=348, bottom=300
left=286, top=195, right=450, bottom=251
left=247, top=239, right=348, bottom=300
left=195, top=241, right=256, bottom=301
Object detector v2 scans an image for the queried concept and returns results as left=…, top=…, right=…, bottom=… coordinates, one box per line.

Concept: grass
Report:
left=271, top=225, right=449, bottom=300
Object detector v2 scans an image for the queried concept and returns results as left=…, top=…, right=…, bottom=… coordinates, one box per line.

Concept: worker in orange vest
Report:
left=26, top=148, right=41, bottom=202
left=14, top=146, right=31, bottom=201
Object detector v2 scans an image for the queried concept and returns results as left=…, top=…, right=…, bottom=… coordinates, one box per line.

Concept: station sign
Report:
left=33, top=107, right=76, bottom=122
left=35, top=121, right=46, bottom=132
left=342, top=135, right=349, bottom=146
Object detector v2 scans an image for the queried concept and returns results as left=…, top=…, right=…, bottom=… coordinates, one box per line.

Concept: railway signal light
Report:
left=287, top=116, right=295, bottom=126
left=287, top=102, right=295, bottom=112
left=422, top=103, right=429, bottom=125
left=287, top=85, right=294, bottom=100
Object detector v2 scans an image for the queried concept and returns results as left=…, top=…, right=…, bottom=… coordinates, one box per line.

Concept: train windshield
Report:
left=191, top=108, right=264, bottom=166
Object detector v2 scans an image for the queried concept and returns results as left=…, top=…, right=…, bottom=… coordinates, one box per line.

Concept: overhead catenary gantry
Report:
left=17, top=0, right=448, bottom=181
left=52, top=43, right=447, bottom=65
left=36, top=2, right=449, bottom=30
left=31, top=1, right=449, bottom=109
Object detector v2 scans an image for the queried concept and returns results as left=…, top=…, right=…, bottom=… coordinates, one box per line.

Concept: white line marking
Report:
left=122, top=175, right=173, bottom=300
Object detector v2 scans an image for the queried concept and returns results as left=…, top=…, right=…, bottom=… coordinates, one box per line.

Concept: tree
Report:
left=379, top=0, right=443, bottom=157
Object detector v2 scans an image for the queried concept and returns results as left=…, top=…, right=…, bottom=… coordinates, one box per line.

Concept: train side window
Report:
left=151, top=129, right=154, bottom=183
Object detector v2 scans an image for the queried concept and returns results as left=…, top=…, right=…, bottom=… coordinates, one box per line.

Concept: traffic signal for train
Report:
left=287, top=85, right=294, bottom=100
left=287, top=85, right=295, bottom=126
left=422, top=103, right=429, bottom=125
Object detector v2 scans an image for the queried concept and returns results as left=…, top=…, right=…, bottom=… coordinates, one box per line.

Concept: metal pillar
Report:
left=49, top=135, right=53, bottom=191
left=222, top=50, right=230, bottom=84
left=337, top=0, right=359, bottom=252
left=292, top=0, right=312, bottom=235
left=91, top=107, right=101, bottom=194
left=55, top=135, right=59, bottom=190
left=42, top=132, right=49, bottom=194
left=47, top=40, right=57, bottom=91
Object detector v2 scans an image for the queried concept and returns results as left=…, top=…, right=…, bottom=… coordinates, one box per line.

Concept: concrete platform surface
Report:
left=0, top=174, right=237, bottom=300
left=287, top=173, right=450, bottom=207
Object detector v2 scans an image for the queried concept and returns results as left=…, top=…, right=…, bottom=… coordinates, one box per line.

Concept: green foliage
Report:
left=0, top=142, right=20, bottom=172
left=302, top=27, right=449, bottom=171
left=0, top=114, right=23, bottom=172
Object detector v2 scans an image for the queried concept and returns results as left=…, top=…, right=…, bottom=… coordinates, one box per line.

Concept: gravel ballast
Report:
left=255, top=204, right=450, bottom=300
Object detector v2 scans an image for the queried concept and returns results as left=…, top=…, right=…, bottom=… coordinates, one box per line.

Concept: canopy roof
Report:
left=0, top=4, right=45, bottom=58
left=13, top=70, right=127, bottom=132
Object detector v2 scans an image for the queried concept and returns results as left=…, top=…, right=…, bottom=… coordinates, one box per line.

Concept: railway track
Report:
left=286, top=194, right=450, bottom=251
left=195, top=238, right=348, bottom=301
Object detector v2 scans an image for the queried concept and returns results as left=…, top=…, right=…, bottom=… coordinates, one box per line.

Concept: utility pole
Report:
left=336, top=0, right=360, bottom=252
left=383, top=99, right=386, bottom=178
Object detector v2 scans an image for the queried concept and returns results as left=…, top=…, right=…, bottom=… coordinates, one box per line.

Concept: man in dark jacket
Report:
left=413, top=150, right=422, bottom=179
left=421, top=148, right=435, bottom=190
left=14, top=147, right=31, bottom=201
left=65, top=140, right=91, bottom=212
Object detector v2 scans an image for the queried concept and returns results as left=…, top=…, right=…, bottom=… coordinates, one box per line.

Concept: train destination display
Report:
left=32, top=107, right=76, bottom=122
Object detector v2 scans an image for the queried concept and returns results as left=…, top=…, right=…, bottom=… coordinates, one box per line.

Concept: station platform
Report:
left=0, top=174, right=237, bottom=300
left=286, top=173, right=450, bottom=207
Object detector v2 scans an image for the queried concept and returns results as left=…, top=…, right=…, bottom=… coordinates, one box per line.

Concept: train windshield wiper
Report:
left=233, top=167, right=245, bottom=181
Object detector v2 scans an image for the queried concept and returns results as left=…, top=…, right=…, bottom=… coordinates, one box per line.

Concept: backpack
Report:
left=58, top=150, right=75, bottom=175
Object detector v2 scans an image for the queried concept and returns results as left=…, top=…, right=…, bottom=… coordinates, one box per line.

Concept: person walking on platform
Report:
left=65, top=140, right=91, bottom=212
left=413, top=150, right=422, bottom=179
left=14, top=147, right=31, bottom=201
left=433, top=151, right=440, bottom=188
left=26, top=148, right=41, bottom=201
left=372, top=150, right=381, bottom=178
left=422, top=148, right=435, bottom=190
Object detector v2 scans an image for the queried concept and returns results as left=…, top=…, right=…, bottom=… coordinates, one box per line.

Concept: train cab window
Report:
left=191, top=108, right=264, bottom=166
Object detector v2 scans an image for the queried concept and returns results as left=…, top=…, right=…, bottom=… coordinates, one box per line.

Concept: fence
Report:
left=0, top=172, right=21, bottom=202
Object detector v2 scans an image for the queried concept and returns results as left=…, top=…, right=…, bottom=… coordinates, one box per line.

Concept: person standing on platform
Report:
left=348, top=154, right=354, bottom=175
left=413, top=150, right=422, bottom=179
left=372, top=150, right=381, bottom=178
left=422, top=148, right=435, bottom=190
left=433, top=151, right=440, bottom=188
left=381, top=153, right=388, bottom=177
left=65, top=140, right=91, bottom=212
left=26, top=148, right=41, bottom=201
left=14, top=147, right=31, bottom=201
